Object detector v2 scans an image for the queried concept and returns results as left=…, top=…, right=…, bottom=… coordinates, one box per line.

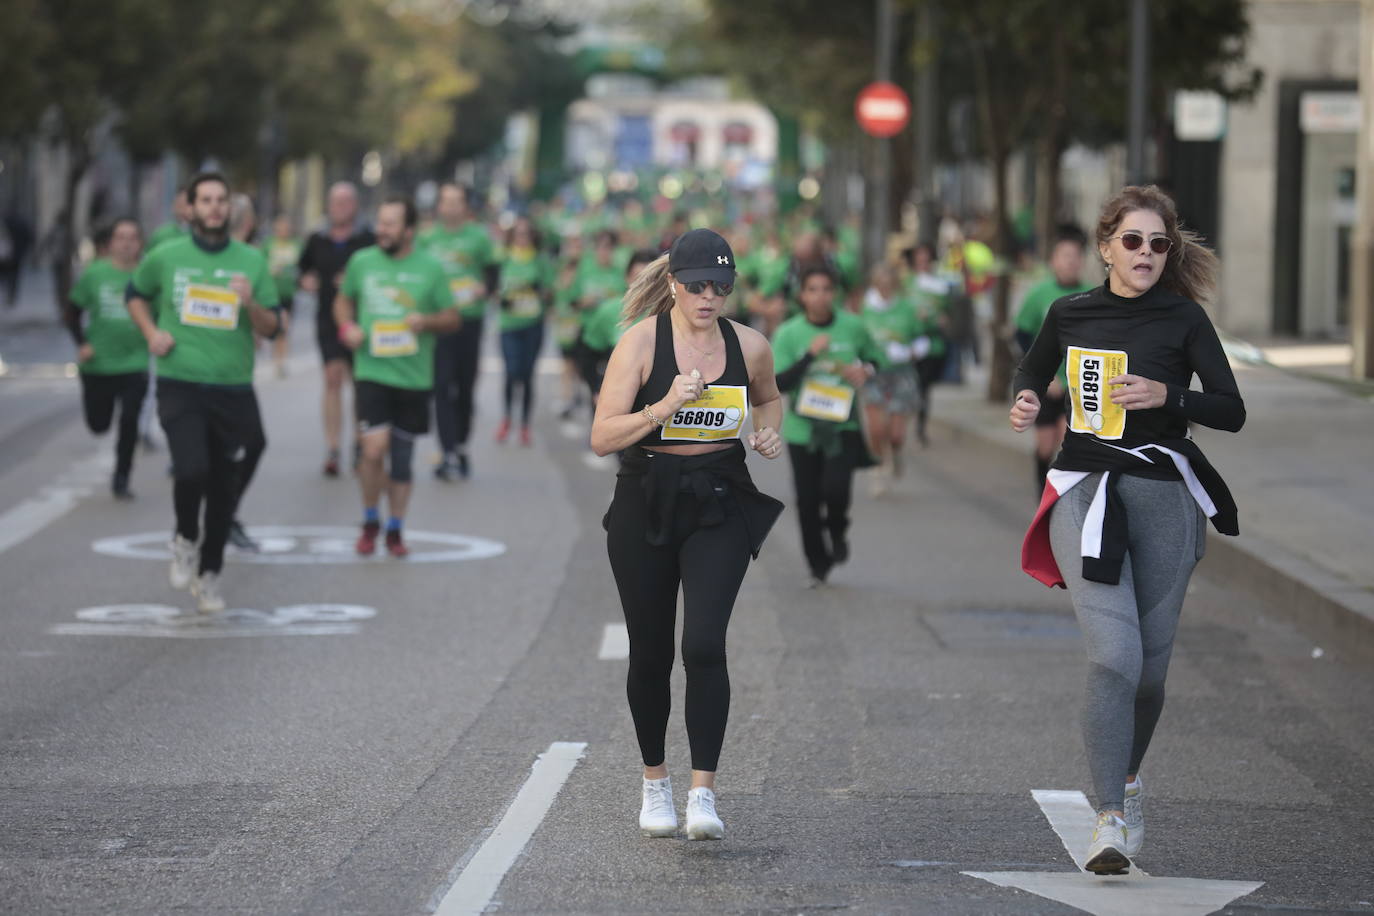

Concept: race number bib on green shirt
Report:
left=370, top=321, right=419, bottom=358
left=450, top=276, right=482, bottom=306
left=796, top=379, right=855, bottom=423
left=180, top=284, right=240, bottom=330
left=662, top=385, right=749, bottom=441
left=510, top=291, right=541, bottom=318
left=1067, top=346, right=1127, bottom=439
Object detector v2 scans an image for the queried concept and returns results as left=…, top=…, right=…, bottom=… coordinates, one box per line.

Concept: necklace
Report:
left=671, top=314, right=722, bottom=361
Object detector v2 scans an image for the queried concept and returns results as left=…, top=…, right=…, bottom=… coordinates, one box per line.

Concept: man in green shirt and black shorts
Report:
left=65, top=217, right=148, bottom=499
left=416, top=183, right=495, bottom=481
left=1013, top=224, right=1093, bottom=489
left=336, top=196, right=460, bottom=557
left=127, top=173, right=284, bottom=613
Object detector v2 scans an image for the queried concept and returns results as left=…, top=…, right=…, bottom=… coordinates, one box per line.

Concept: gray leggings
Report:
left=1049, top=473, right=1205, bottom=812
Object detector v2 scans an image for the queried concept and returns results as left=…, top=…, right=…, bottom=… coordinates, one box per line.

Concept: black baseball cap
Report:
left=668, top=228, right=736, bottom=285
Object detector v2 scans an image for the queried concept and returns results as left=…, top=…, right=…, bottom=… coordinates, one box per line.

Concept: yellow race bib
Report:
left=1067, top=346, right=1127, bottom=439
left=450, top=276, right=482, bottom=306
left=796, top=379, right=855, bottom=423
left=370, top=320, right=419, bottom=358
left=510, top=291, right=542, bottom=318
left=180, top=284, right=240, bottom=330
left=661, top=385, right=749, bottom=441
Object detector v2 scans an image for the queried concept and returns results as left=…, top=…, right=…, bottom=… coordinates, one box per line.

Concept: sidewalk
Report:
left=931, top=353, right=1374, bottom=640
left=0, top=267, right=74, bottom=372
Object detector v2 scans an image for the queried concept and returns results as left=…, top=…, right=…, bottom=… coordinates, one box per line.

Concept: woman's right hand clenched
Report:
left=663, top=368, right=705, bottom=413
left=1009, top=389, right=1041, bottom=432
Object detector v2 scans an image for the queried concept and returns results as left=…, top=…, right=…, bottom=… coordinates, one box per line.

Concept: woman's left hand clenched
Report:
left=1108, top=374, right=1167, bottom=410
left=748, top=426, right=783, bottom=460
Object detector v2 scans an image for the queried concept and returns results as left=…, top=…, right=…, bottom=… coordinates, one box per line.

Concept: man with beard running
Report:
left=126, top=173, right=283, bottom=612
left=335, top=196, right=460, bottom=556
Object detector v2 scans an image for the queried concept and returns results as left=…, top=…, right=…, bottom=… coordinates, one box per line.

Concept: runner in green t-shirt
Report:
left=65, top=217, right=148, bottom=499
left=418, top=182, right=496, bottom=481
left=494, top=216, right=555, bottom=447
left=551, top=231, right=586, bottom=420
left=126, top=172, right=284, bottom=613
left=1013, top=224, right=1093, bottom=488
left=336, top=195, right=461, bottom=557
left=903, top=242, right=954, bottom=446
left=577, top=248, right=659, bottom=397
left=772, top=265, right=883, bottom=586
left=262, top=213, right=302, bottom=379
left=858, top=262, right=922, bottom=490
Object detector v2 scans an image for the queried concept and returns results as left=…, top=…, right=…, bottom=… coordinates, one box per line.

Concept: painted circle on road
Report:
left=92, top=526, right=507, bottom=565
left=50, top=603, right=378, bottom=638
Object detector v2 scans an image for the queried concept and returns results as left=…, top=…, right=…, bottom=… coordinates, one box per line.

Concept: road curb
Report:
left=927, top=392, right=1374, bottom=647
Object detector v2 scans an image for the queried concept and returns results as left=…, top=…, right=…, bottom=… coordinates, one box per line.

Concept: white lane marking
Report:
left=433, top=741, right=587, bottom=916
left=0, top=487, right=85, bottom=556
left=963, top=789, right=1264, bottom=915
left=597, top=623, right=629, bottom=660
left=92, top=526, right=507, bottom=566
left=0, top=451, right=114, bottom=557
left=1031, top=788, right=1110, bottom=873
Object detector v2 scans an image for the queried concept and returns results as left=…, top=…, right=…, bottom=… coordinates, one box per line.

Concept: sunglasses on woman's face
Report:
left=680, top=279, right=734, bottom=296
left=1111, top=231, right=1172, bottom=255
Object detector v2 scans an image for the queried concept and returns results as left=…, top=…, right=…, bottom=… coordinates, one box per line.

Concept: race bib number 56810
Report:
left=1067, top=346, right=1127, bottom=439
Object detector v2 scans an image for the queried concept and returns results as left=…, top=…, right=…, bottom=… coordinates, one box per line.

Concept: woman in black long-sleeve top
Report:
left=1009, top=185, right=1245, bottom=875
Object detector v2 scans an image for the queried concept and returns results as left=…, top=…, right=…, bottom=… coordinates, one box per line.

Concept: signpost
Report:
left=855, top=81, right=911, bottom=139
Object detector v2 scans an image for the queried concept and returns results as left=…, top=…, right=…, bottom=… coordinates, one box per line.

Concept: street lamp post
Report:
left=866, top=0, right=896, bottom=272
left=1352, top=0, right=1374, bottom=379
left=1127, top=0, right=1150, bottom=184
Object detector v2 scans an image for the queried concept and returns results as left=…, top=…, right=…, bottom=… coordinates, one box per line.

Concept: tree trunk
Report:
left=51, top=142, right=91, bottom=320
left=985, top=146, right=1015, bottom=402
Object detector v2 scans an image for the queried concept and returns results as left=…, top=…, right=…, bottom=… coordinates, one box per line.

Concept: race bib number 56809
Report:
left=661, top=385, right=749, bottom=441
left=1067, top=346, right=1127, bottom=439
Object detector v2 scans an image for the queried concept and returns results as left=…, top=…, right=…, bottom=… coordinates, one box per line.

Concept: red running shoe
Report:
left=385, top=529, right=409, bottom=558
left=519, top=425, right=532, bottom=447
left=355, top=521, right=380, bottom=555
left=494, top=417, right=511, bottom=444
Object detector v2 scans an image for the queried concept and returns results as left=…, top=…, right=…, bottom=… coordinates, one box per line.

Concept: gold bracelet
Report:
left=641, top=405, right=667, bottom=427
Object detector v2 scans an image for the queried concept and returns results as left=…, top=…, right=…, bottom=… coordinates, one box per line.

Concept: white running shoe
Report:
left=1085, top=812, right=1130, bottom=875
left=684, top=786, right=724, bottom=840
left=191, top=572, right=226, bottom=613
left=1123, top=776, right=1144, bottom=857
left=169, top=535, right=197, bottom=590
left=639, top=776, right=677, bottom=837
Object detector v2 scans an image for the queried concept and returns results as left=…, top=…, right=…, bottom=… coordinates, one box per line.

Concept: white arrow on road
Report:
left=963, top=789, right=1263, bottom=916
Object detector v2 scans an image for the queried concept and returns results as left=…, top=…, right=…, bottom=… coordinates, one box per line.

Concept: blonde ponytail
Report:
left=619, top=253, right=673, bottom=326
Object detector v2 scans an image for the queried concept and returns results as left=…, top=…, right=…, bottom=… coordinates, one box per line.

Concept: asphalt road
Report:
left=1, top=328, right=1371, bottom=915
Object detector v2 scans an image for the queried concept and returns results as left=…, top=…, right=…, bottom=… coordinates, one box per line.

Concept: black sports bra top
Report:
left=634, top=312, right=751, bottom=448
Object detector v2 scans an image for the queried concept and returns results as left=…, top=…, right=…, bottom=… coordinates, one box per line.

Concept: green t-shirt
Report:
left=146, top=221, right=188, bottom=252
left=130, top=237, right=279, bottom=386
left=1015, top=277, right=1094, bottom=386
left=416, top=222, right=496, bottom=320
left=860, top=293, right=921, bottom=368
left=772, top=310, right=883, bottom=445
left=70, top=259, right=147, bottom=375
left=580, top=295, right=641, bottom=353
left=262, top=237, right=302, bottom=302
left=741, top=246, right=789, bottom=298
left=497, top=247, right=554, bottom=332
left=341, top=246, right=453, bottom=391
left=570, top=259, right=626, bottom=326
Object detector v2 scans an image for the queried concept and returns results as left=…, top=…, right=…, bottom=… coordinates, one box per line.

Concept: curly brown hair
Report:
left=1095, top=185, right=1218, bottom=304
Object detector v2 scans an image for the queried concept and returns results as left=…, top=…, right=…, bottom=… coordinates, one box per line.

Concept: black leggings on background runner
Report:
left=788, top=430, right=864, bottom=580
left=434, top=316, right=484, bottom=453
left=158, top=380, right=265, bottom=575
left=80, top=371, right=148, bottom=479
left=606, top=477, right=752, bottom=773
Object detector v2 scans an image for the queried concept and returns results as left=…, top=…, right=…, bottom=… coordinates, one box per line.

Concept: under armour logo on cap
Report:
left=668, top=228, right=736, bottom=285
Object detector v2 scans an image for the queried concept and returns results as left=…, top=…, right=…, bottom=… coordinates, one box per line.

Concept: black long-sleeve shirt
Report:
left=1013, top=282, right=1246, bottom=450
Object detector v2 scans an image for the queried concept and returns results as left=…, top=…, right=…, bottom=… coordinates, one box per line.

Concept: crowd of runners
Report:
left=62, top=173, right=1244, bottom=871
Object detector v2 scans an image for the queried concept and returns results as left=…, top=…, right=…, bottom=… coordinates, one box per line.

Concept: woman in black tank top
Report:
left=590, top=229, right=784, bottom=841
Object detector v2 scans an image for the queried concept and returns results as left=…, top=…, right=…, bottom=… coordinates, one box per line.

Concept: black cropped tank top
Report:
left=634, top=312, right=751, bottom=448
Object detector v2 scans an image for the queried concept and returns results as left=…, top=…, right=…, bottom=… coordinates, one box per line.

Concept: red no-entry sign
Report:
left=855, top=81, right=911, bottom=138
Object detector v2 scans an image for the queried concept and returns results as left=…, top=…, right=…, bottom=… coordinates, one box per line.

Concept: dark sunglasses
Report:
left=1111, top=231, right=1172, bottom=255
left=680, top=279, right=734, bottom=297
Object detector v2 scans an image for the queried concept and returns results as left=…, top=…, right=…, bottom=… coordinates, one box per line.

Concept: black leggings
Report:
left=80, top=371, right=148, bottom=478
left=433, top=316, right=484, bottom=452
left=787, top=432, right=863, bottom=580
left=158, top=380, right=265, bottom=575
left=606, top=478, right=752, bottom=772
